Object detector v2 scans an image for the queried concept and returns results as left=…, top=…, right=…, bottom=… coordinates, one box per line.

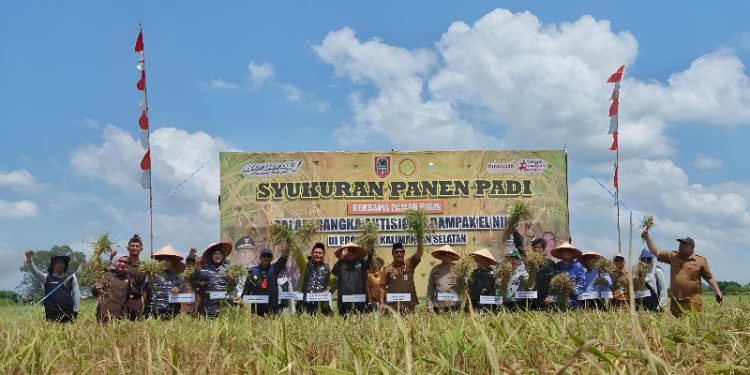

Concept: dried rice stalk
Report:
left=181, top=266, right=196, bottom=284
left=405, top=209, right=435, bottom=246
left=139, top=259, right=165, bottom=279
left=269, top=220, right=318, bottom=283
left=78, top=232, right=115, bottom=289
left=453, top=251, right=474, bottom=286
left=493, top=261, right=514, bottom=293
left=594, top=257, right=616, bottom=284
left=640, top=215, right=655, bottom=232
left=523, top=250, right=546, bottom=290
left=549, top=273, right=574, bottom=308
left=500, top=200, right=532, bottom=244
left=226, top=263, right=248, bottom=293
left=356, top=220, right=379, bottom=259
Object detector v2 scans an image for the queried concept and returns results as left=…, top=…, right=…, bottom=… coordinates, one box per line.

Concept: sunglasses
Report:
left=260, top=254, right=273, bottom=259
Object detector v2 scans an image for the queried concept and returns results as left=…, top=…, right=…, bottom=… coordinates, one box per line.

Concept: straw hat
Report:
left=201, top=242, right=233, bottom=261
left=334, top=242, right=367, bottom=259
left=580, top=251, right=603, bottom=263
left=469, top=248, right=497, bottom=265
left=153, top=245, right=184, bottom=260
left=431, top=245, right=460, bottom=260
left=550, top=242, right=582, bottom=259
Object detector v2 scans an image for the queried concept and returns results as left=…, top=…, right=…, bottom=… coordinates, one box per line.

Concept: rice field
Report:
left=1, top=296, right=748, bottom=374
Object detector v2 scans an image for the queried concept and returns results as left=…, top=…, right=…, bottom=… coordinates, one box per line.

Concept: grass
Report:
left=1, top=296, right=749, bottom=374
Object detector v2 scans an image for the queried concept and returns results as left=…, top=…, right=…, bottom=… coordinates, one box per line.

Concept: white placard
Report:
left=545, top=295, right=558, bottom=303
left=577, top=292, right=599, bottom=301
left=514, top=291, right=538, bottom=299
left=634, top=290, right=652, bottom=299
left=209, top=291, right=227, bottom=300
left=341, top=294, right=366, bottom=303
left=386, top=293, right=411, bottom=302
left=437, top=292, right=460, bottom=302
left=598, top=291, right=614, bottom=299
left=305, top=292, right=332, bottom=302
left=243, top=295, right=269, bottom=304
left=479, top=295, right=503, bottom=305
left=279, top=291, right=304, bottom=301
left=168, top=293, right=195, bottom=303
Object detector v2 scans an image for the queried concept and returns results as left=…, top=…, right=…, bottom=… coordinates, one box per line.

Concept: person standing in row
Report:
left=466, top=248, right=498, bottom=313
left=366, top=257, right=384, bottom=312
left=93, top=254, right=130, bottom=323
left=332, top=242, right=371, bottom=315
left=550, top=242, right=586, bottom=309
left=502, top=250, right=530, bottom=311
left=380, top=242, right=424, bottom=314
left=426, top=245, right=463, bottom=314
left=25, top=250, right=80, bottom=323
left=122, top=234, right=147, bottom=320
left=531, top=238, right=557, bottom=310
left=145, top=246, right=184, bottom=320
left=580, top=251, right=612, bottom=310
left=637, top=249, right=667, bottom=312
left=297, top=243, right=332, bottom=315
left=611, top=253, right=630, bottom=308
left=245, top=247, right=289, bottom=316
left=194, top=242, right=233, bottom=319
left=641, top=231, right=722, bottom=317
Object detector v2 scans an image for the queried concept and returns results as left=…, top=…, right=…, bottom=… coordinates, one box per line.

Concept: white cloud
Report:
left=281, top=83, right=302, bottom=102
left=208, top=78, right=239, bottom=90
left=248, top=61, right=276, bottom=87
left=0, top=199, right=38, bottom=219
left=0, top=169, right=38, bottom=192
left=694, top=153, right=724, bottom=170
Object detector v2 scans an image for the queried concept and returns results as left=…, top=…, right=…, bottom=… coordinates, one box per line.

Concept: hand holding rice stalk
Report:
left=549, top=273, right=574, bottom=309
left=454, top=250, right=475, bottom=286
left=226, top=263, right=248, bottom=293
left=500, top=200, right=532, bottom=245
left=182, top=266, right=196, bottom=284
left=632, top=262, right=649, bottom=290
left=523, top=251, right=546, bottom=290
left=269, top=220, right=319, bottom=283
left=493, top=261, right=514, bottom=294
left=139, top=259, right=165, bottom=285
left=593, top=257, right=615, bottom=285
left=356, top=220, right=379, bottom=259
left=640, top=215, right=655, bottom=243
left=79, top=232, right=114, bottom=289
left=405, top=209, right=435, bottom=247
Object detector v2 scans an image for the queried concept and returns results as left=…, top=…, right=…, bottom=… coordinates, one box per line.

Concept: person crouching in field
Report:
left=93, top=254, right=130, bottom=323
left=25, top=250, right=80, bottom=323
left=426, top=245, right=463, bottom=314
left=245, top=247, right=288, bottom=316
left=502, top=250, right=530, bottom=311
left=145, top=246, right=184, bottom=320
left=641, top=231, right=723, bottom=317
left=380, top=242, right=424, bottom=314
left=550, top=242, right=586, bottom=309
left=297, top=243, right=333, bottom=315
left=194, top=242, right=233, bottom=319
left=636, top=249, right=667, bottom=312
left=530, top=238, right=557, bottom=311
left=580, top=251, right=612, bottom=310
left=332, top=242, right=371, bottom=315
left=466, top=248, right=498, bottom=313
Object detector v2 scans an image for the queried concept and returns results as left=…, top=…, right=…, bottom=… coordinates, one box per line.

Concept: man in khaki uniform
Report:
left=641, top=231, right=723, bottom=316
left=380, top=242, right=424, bottom=314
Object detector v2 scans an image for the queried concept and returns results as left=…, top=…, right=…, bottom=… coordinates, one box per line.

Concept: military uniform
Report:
left=380, top=255, right=421, bottom=314
left=123, top=258, right=146, bottom=320
left=95, top=269, right=130, bottom=323
left=655, top=251, right=714, bottom=316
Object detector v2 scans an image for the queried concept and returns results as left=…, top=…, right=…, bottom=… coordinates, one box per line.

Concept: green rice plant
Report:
left=501, top=200, right=532, bottom=244
left=269, top=220, right=319, bottom=283
left=356, top=220, right=379, bottom=258
left=405, top=209, right=434, bottom=247
left=181, top=266, right=196, bottom=284
left=226, top=263, right=248, bottom=293
left=78, top=232, right=115, bottom=288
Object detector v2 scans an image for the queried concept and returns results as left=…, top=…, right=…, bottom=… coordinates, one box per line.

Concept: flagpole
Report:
left=607, top=66, right=625, bottom=255
left=136, top=25, right=154, bottom=258
left=616, top=143, right=621, bottom=254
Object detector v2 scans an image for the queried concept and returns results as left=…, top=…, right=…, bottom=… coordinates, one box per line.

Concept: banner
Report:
left=220, top=150, right=569, bottom=295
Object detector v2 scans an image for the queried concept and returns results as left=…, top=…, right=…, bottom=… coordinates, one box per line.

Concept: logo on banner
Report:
left=242, top=160, right=303, bottom=177
left=487, top=159, right=547, bottom=175
left=397, top=157, right=418, bottom=178
left=374, top=156, right=391, bottom=178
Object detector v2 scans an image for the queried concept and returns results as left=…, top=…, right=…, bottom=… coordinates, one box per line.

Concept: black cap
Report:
left=312, top=242, right=325, bottom=251
left=677, top=237, right=696, bottom=247
left=128, top=234, right=142, bottom=245
left=48, top=255, right=70, bottom=274
left=260, top=248, right=274, bottom=257
left=392, top=242, right=404, bottom=251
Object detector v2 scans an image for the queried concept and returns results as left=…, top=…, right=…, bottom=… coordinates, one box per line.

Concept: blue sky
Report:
left=1, top=1, right=749, bottom=290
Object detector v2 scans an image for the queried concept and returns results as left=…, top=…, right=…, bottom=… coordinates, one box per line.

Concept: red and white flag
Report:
left=140, top=150, right=151, bottom=189
left=134, top=31, right=144, bottom=53
left=607, top=66, right=624, bottom=152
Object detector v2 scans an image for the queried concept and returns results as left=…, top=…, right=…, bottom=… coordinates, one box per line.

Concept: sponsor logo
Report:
left=374, top=156, right=390, bottom=178
left=487, top=159, right=546, bottom=174
left=397, top=157, right=418, bottom=178
left=242, top=160, right=303, bottom=177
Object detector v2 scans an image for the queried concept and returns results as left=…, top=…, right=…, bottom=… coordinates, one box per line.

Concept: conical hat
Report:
left=469, top=248, right=497, bottom=265
left=580, top=251, right=602, bottom=262
left=201, top=242, right=233, bottom=261
left=153, top=245, right=184, bottom=260
left=431, top=245, right=460, bottom=260
left=550, top=242, right=582, bottom=259
left=334, top=242, right=367, bottom=258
